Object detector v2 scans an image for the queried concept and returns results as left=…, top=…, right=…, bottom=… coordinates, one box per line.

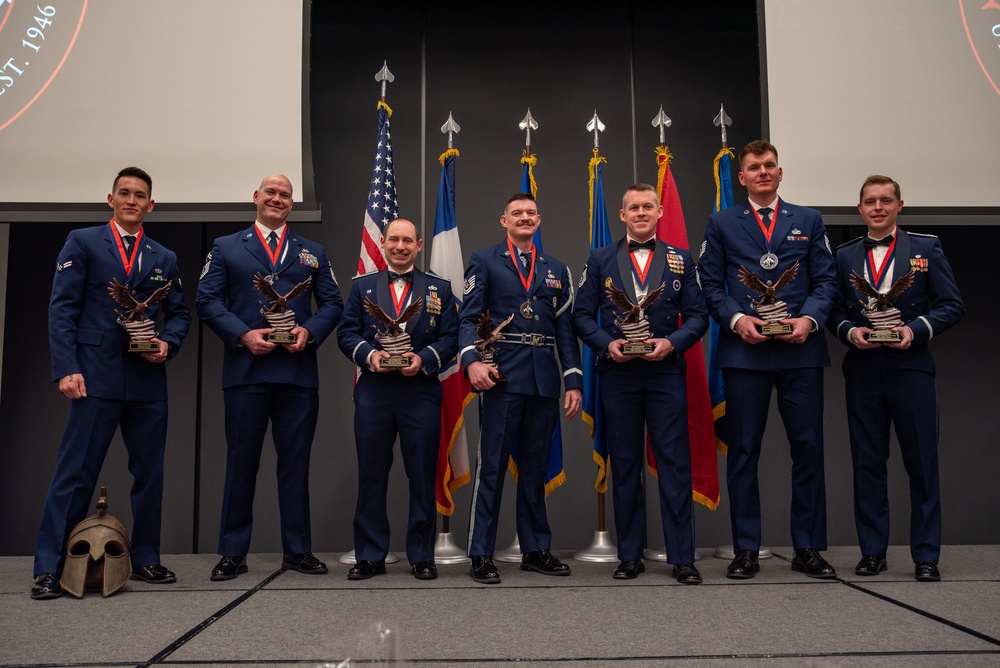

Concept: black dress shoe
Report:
left=672, top=563, right=703, bottom=584
left=470, top=556, right=501, bottom=584
left=521, top=549, right=571, bottom=576
left=411, top=561, right=438, bottom=580
left=282, top=552, right=328, bottom=574
left=131, top=564, right=177, bottom=584
left=791, top=548, right=837, bottom=578
left=31, top=573, right=63, bottom=600
left=347, top=560, right=386, bottom=580
left=855, top=554, right=887, bottom=576
left=726, top=550, right=760, bottom=579
left=211, top=556, right=248, bottom=581
left=613, top=559, right=645, bottom=579
left=914, top=561, right=941, bottom=582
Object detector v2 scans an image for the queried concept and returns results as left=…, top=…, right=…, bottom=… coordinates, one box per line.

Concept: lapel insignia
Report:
left=667, top=253, right=685, bottom=274
left=298, top=249, right=319, bottom=268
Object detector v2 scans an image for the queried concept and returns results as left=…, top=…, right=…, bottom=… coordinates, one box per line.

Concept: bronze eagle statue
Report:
left=606, top=282, right=666, bottom=323
left=738, top=260, right=800, bottom=305
left=252, top=273, right=312, bottom=313
left=363, top=296, right=424, bottom=338
left=107, top=278, right=173, bottom=321
left=850, top=268, right=915, bottom=311
left=474, top=310, right=515, bottom=351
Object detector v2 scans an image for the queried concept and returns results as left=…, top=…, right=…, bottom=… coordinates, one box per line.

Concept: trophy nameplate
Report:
left=606, top=279, right=665, bottom=355
left=849, top=269, right=915, bottom=344
left=737, top=261, right=800, bottom=337
left=363, top=296, right=424, bottom=370
left=107, top=278, right=173, bottom=353
left=474, top=311, right=515, bottom=384
left=253, top=273, right=312, bottom=343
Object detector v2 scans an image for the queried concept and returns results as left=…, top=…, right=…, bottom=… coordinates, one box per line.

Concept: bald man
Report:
left=197, top=174, right=343, bottom=580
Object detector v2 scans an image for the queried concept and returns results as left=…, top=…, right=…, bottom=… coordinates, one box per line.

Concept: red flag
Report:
left=652, top=146, right=720, bottom=510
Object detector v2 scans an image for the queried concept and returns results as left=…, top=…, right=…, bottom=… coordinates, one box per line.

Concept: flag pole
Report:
left=339, top=61, right=401, bottom=566
left=432, top=111, right=468, bottom=564
left=707, top=103, right=772, bottom=561
left=494, top=108, right=540, bottom=563
left=574, top=111, right=618, bottom=563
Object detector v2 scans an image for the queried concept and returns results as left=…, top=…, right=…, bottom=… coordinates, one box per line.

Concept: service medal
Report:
left=520, top=301, right=534, bottom=319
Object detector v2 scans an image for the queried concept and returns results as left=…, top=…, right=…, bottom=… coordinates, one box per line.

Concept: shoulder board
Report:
left=836, top=236, right=865, bottom=250
left=906, top=231, right=940, bottom=239
left=424, top=270, right=451, bottom=283
left=354, top=269, right=380, bottom=278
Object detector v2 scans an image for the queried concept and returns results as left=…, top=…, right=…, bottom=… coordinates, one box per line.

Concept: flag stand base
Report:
left=494, top=536, right=522, bottom=563
left=573, top=530, right=618, bottom=562
left=433, top=531, right=467, bottom=564
left=713, top=545, right=773, bottom=560
left=337, top=549, right=401, bottom=565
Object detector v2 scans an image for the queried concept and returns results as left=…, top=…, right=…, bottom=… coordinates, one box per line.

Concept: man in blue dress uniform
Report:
left=698, top=140, right=839, bottom=579
left=458, top=192, right=583, bottom=584
left=573, top=183, right=709, bottom=583
left=196, top=174, right=342, bottom=580
left=337, top=218, right=458, bottom=581
left=828, top=175, right=964, bottom=582
left=32, top=166, right=191, bottom=599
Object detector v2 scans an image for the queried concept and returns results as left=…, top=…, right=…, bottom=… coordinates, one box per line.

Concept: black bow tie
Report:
left=629, top=239, right=655, bottom=252
left=863, top=234, right=893, bottom=250
left=388, top=270, right=413, bottom=283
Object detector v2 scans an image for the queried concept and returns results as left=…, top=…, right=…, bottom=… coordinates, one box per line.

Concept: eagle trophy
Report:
left=474, top=310, right=515, bottom=380
left=849, top=268, right=915, bottom=335
left=107, top=277, right=173, bottom=348
left=606, top=281, right=665, bottom=347
left=737, top=260, right=800, bottom=329
left=252, top=273, right=312, bottom=341
left=363, top=296, right=424, bottom=364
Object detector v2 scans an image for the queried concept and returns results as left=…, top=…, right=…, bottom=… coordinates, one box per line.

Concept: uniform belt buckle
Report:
left=529, top=333, right=545, bottom=346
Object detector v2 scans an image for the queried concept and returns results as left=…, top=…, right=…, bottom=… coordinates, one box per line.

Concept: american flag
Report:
left=357, top=102, right=397, bottom=276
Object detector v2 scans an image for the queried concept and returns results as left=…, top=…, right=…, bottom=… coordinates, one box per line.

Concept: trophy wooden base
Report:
left=380, top=355, right=411, bottom=368
left=128, top=340, right=159, bottom=353
left=760, top=323, right=792, bottom=336
left=266, top=331, right=296, bottom=343
left=866, top=330, right=901, bottom=343
left=622, top=342, right=653, bottom=355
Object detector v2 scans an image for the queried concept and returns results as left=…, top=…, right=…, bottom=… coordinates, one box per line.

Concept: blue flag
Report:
left=708, top=148, right=735, bottom=453
left=584, top=155, right=612, bottom=491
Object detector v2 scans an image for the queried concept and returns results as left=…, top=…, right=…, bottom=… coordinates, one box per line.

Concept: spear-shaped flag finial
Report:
left=651, top=105, right=672, bottom=146
left=519, top=108, right=538, bottom=156
left=713, top=103, right=733, bottom=148
left=441, top=112, right=461, bottom=149
left=586, top=111, right=605, bottom=150
left=375, top=61, right=394, bottom=102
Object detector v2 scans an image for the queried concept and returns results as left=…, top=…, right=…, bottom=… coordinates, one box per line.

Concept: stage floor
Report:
left=2, top=545, right=998, bottom=667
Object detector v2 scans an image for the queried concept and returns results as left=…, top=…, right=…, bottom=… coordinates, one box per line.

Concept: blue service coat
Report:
left=698, top=199, right=837, bottom=370
left=457, top=241, right=582, bottom=396
left=196, top=225, right=343, bottom=388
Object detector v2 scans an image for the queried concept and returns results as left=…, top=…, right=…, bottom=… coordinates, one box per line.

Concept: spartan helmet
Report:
left=60, top=487, right=131, bottom=598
